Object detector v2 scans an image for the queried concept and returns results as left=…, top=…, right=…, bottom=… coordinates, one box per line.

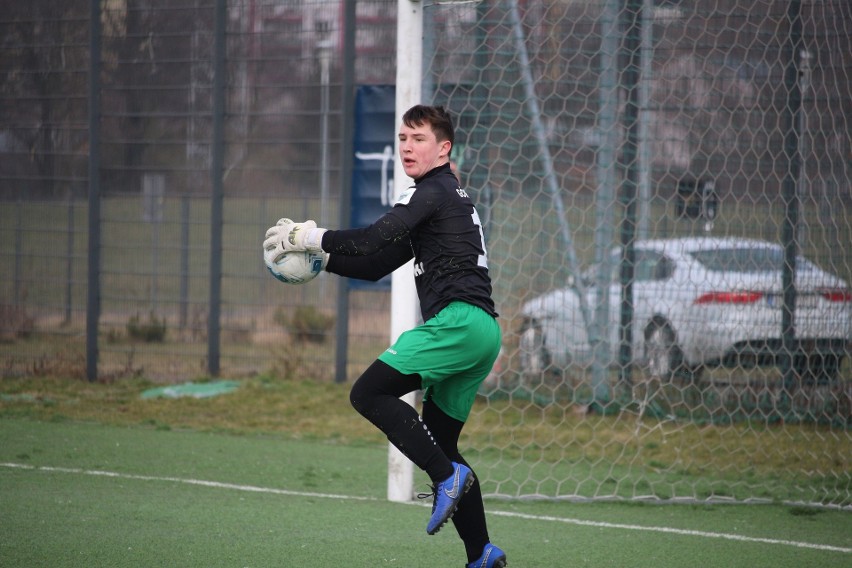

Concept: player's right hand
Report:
left=263, top=217, right=296, bottom=263
left=287, top=220, right=325, bottom=252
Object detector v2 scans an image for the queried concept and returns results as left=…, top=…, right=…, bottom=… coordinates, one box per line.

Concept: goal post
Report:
left=387, top=0, right=424, bottom=504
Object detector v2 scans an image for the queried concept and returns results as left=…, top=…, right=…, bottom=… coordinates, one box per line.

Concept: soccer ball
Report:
left=265, top=250, right=326, bottom=285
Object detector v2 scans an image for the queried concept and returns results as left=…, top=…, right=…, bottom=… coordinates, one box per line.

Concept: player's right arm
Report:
left=321, top=212, right=411, bottom=257
left=325, top=237, right=413, bottom=281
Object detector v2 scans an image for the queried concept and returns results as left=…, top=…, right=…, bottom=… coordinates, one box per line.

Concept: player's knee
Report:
left=349, top=380, right=368, bottom=416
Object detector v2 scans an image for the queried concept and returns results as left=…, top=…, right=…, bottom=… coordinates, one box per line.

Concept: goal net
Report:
left=418, top=0, right=851, bottom=507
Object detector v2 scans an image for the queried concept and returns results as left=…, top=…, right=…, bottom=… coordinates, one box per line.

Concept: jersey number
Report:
left=471, top=209, right=489, bottom=269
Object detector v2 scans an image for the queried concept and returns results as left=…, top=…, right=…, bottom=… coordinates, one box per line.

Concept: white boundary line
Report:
left=0, top=462, right=375, bottom=502
left=486, top=510, right=852, bottom=554
left=3, top=462, right=850, bottom=555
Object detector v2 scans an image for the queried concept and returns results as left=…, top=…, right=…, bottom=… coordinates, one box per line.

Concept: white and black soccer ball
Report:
left=265, top=250, right=326, bottom=285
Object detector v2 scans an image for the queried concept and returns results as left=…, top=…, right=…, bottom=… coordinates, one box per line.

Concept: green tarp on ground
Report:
left=140, top=380, right=240, bottom=400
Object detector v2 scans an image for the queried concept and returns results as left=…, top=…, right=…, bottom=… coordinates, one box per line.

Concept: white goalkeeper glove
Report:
left=287, top=221, right=327, bottom=253
left=262, top=218, right=296, bottom=263
left=263, top=218, right=327, bottom=261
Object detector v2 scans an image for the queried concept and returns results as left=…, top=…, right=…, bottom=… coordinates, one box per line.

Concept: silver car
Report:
left=518, top=237, right=852, bottom=381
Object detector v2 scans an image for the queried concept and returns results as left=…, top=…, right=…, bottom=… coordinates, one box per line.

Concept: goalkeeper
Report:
left=263, top=105, right=506, bottom=568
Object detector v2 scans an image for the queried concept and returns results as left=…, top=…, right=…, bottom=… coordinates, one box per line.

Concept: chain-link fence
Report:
left=1, top=0, right=400, bottom=381
left=2, top=0, right=850, bottom=506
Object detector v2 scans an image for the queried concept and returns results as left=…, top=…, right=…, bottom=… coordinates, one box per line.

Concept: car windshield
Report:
left=689, top=247, right=818, bottom=273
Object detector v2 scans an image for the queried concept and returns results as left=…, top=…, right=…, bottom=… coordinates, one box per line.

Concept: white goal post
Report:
left=387, top=0, right=424, bottom=503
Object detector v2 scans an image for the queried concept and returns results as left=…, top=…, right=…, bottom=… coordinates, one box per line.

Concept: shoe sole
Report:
left=468, top=552, right=507, bottom=568
left=427, top=472, right=475, bottom=535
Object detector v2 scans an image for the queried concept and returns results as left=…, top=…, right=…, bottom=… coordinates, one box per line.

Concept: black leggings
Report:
left=349, top=359, right=489, bottom=560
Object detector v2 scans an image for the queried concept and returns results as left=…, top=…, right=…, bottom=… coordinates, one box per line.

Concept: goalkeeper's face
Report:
left=398, top=120, right=452, bottom=180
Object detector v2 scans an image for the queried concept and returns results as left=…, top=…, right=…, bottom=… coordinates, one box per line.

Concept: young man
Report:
left=263, top=105, right=507, bottom=568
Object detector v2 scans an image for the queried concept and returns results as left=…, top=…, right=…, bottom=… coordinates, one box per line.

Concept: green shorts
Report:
left=378, top=301, right=501, bottom=422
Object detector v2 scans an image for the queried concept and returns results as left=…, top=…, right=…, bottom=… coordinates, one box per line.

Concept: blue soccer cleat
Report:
left=466, top=543, right=507, bottom=568
left=425, top=461, right=474, bottom=535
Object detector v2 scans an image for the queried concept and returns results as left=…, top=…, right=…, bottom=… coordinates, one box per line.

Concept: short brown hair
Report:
left=402, top=105, right=455, bottom=148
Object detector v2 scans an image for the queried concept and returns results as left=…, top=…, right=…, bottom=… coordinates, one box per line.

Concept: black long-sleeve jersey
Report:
left=324, top=163, right=497, bottom=322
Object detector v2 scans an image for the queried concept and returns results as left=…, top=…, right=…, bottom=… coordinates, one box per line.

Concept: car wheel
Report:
left=644, top=321, right=689, bottom=381
left=519, top=321, right=550, bottom=375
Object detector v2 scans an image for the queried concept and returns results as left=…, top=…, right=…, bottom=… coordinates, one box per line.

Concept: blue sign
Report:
left=350, top=85, right=396, bottom=289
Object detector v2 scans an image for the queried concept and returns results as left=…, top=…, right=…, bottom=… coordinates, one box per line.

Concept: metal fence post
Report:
left=86, top=0, right=102, bottom=382
left=334, top=0, right=357, bottom=384
left=207, top=0, right=226, bottom=377
left=617, top=0, right=643, bottom=389
left=781, top=0, right=803, bottom=389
